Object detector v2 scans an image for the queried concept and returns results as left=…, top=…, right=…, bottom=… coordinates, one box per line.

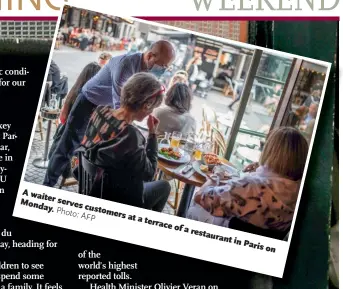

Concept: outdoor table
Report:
left=235, top=134, right=260, bottom=148
left=236, top=146, right=261, bottom=164
left=32, top=109, right=60, bottom=169
left=157, top=157, right=232, bottom=217
left=218, top=115, right=248, bottom=135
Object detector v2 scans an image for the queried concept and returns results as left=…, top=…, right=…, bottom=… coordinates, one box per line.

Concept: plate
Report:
left=192, top=160, right=239, bottom=184
left=158, top=144, right=191, bottom=164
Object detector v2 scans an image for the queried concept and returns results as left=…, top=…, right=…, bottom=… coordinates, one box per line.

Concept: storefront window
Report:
left=283, top=61, right=327, bottom=143
left=256, top=54, right=292, bottom=82
left=227, top=52, right=293, bottom=170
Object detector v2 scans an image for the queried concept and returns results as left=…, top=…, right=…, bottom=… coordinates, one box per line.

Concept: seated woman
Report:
left=168, top=70, right=189, bottom=89
left=285, top=105, right=309, bottom=128
left=187, top=127, right=308, bottom=233
left=79, top=72, right=170, bottom=212
left=153, top=83, right=196, bottom=135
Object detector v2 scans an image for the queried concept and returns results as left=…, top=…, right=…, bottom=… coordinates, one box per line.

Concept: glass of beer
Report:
left=194, top=143, right=203, bottom=161
left=171, top=131, right=182, bottom=149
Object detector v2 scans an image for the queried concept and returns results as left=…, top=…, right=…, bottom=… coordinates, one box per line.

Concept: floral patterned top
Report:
left=187, top=166, right=300, bottom=231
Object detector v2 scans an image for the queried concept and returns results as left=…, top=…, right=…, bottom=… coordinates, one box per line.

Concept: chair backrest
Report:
left=200, top=105, right=219, bottom=138
left=211, top=127, right=226, bottom=157
left=78, top=151, right=105, bottom=198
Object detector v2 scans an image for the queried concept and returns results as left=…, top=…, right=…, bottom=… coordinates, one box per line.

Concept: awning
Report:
left=120, top=17, right=134, bottom=24
left=150, top=29, right=190, bottom=39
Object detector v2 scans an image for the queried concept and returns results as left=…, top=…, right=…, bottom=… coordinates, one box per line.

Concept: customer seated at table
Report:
left=153, top=83, right=196, bottom=136
left=285, top=105, right=309, bottom=128
left=300, top=103, right=318, bottom=143
left=168, top=71, right=189, bottom=89
left=302, top=103, right=318, bottom=125
left=186, top=127, right=308, bottom=232
left=78, top=72, right=170, bottom=212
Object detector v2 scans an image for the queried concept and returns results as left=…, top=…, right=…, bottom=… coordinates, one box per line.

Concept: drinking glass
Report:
left=171, top=131, right=182, bottom=149
left=184, top=133, right=196, bottom=155
left=159, top=132, right=171, bottom=146
left=203, top=140, right=213, bottom=154
left=194, top=143, right=203, bottom=161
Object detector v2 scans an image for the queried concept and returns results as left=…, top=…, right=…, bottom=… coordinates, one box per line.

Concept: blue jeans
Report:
left=43, top=93, right=96, bottom=187
left=143, top=181, right=171, bottom=212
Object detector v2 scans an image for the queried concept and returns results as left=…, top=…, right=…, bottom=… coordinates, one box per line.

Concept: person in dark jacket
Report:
left=79, top=72, right=170, bottom=211
left=48, top=60, right=61, bottom=93
left=43, top=60, right=61, bottom=107
left=48, top=62, right=102, bottom=181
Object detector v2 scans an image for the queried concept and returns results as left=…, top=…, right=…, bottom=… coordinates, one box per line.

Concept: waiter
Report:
left=43, top=40, right=175, bottom=187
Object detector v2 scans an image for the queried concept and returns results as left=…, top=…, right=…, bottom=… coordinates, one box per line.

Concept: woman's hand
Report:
left=243, top=162, right=259, bottom=173
left=212, top=165, right=225, bottom=180
left=147, top=115, right=159, bottom=135
left=194, top=189, right=225, bottom=217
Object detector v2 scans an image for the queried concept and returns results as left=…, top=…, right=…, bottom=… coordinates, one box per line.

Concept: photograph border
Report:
left=12, top=5, right=333, bottom=278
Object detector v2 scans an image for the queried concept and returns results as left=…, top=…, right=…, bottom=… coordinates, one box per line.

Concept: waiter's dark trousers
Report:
left=43, top=93, right=96, bottom=187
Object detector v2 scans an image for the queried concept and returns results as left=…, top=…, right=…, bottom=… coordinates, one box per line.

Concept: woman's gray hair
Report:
left=121, top=72, right=164, bottom=111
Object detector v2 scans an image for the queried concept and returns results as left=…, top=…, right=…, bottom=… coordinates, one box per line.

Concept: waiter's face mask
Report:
left=146, top=53, right=168, bottom=78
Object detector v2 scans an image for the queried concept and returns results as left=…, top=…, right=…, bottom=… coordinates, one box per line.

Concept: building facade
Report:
left=61, top=6, right=135, bottom=39
left=0, top=21, right=56, bottom=39
left=156, top=21, right=248, bottom=43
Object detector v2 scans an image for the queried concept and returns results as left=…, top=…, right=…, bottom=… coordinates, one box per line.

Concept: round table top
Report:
left=236, top=134, right=260, bottom=147
left=157, top=156, right=233, bottom=187
left=218, top=116, right=247, bottom=128
left=40, top=108, right=60, bottom=120
left=236, top=147, right=261, bottom=163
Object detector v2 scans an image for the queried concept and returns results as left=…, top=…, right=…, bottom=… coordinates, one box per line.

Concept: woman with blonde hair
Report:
left=168, top=70, right=189, bottom=89
left=187, top=127, right=309, bottom=233
left=78, top=72, right=170, bottom=212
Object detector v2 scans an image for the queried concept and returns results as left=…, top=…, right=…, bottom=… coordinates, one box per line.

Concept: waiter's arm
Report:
left=111, top=58, right=132, bottom=109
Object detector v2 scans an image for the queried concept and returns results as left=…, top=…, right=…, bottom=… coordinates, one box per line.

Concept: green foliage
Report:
left=0, top=39, right=52, bottom=54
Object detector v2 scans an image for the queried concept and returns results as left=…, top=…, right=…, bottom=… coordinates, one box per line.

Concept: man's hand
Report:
left=147, top=115, right=159, bottom=134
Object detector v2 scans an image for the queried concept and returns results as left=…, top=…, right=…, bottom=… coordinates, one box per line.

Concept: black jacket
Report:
left=48, top=60, right=61, bottom=93
left=78, top=106, right=158, bottom=207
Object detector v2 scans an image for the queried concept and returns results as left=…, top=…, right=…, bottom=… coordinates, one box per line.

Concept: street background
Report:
left=53, top=45, right=273, bottom=133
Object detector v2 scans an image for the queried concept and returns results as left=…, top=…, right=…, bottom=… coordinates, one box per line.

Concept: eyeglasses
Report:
left=147, top=85, right=166, bottom=100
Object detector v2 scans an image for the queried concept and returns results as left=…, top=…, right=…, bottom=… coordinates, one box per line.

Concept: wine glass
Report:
left=203, top=140, right=213, bottom=154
